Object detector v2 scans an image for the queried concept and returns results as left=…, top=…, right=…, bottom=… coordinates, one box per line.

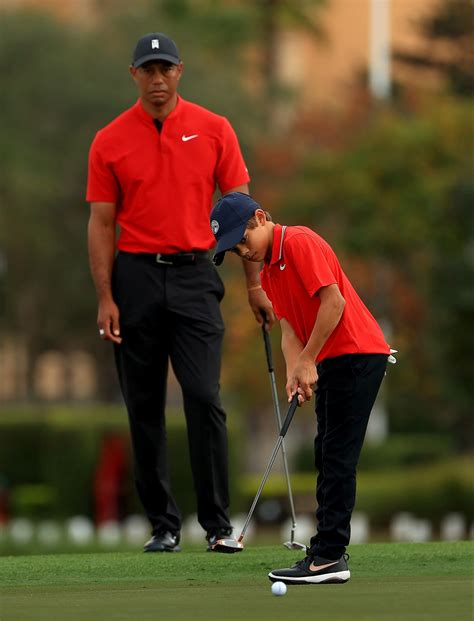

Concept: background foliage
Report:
left=1, top=0, right=472, bottom=527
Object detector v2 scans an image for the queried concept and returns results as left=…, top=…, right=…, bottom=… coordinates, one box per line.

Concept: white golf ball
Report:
left=271, top=581, right=287, bottom=596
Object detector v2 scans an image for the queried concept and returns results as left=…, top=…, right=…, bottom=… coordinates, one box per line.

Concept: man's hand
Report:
left=97, top=298, right=122, bottom=344
left=248, top=287, right=275, bottom=328
left=286, top=352, right=318, bottom=405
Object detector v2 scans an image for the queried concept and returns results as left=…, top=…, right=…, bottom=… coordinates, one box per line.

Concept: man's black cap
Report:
left=210, top=193, right=261, bottom=266
left=132, top=32, right=180, bottom=68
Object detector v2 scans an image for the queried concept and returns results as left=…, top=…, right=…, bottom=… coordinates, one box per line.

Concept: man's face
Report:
left=130, top=60, right=183, bottom=107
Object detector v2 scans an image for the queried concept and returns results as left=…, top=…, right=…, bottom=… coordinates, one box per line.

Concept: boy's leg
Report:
left=309, top=354, right=388, bottom=560
left=268, top=354, right=387, bottom=584
left=314, top=381, right=326, bottom=531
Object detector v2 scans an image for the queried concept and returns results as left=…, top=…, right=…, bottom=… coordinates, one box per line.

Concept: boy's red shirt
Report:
left=260, top=224, right=390, bottom=362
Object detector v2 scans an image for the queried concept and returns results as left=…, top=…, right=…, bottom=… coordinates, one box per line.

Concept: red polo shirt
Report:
left=86, top=97, right=250, bottom=253
left=261, top=225, right=390, bottom=362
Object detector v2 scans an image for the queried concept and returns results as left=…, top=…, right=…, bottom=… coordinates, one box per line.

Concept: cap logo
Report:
left=211, top=220, right=219, bottom=235
left=151, top=39, right=160, bottom=49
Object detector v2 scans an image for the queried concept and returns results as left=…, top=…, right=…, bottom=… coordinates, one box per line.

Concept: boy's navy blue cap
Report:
left=210, top=192, right=261, bottom=266
left=132, top=33, right=180, bottom=67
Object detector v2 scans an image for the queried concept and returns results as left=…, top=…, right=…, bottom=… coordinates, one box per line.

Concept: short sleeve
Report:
left=285, top=233, right=337, bottom=297
left=215, top=118, right=250, bottom=193
left=86, top=135, right=120, bottom=203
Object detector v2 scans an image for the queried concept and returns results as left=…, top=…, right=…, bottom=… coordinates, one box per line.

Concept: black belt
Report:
left=120, top=251, right=209, bottom=266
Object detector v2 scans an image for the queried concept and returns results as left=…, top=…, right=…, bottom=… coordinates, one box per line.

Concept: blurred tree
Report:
left=0, top=11, right=132, bottom=397
left=3, top=2, right=470, bottom=453
left=256, top=0, right=327, bottom=128
left=0, top=6, right=261, bottom=399
left=267, top=97, right=473, bottom=446
left=1, top=1, right=328, bottom=401
left=394, top=0, right=474, bottom=97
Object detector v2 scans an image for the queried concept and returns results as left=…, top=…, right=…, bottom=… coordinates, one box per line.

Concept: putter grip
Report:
left=280, top=395, right=299, bottom=437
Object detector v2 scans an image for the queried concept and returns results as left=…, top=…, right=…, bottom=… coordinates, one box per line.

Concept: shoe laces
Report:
left=207, top=527, right=232, bottom=540
left=295, top=550, right=349, bottom=568
left=294, top=553, right=313, bottom=569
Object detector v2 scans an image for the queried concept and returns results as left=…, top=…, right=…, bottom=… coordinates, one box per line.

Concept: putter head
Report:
left=211, top=538, right=244, bottom=553
left=283, top=541, right=307, bottom=551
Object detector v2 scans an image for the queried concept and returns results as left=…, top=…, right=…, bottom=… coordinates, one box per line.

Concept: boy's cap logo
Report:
left=151, top=39, right=160, bottom=49
left=211, top=220, right=219, bottom=235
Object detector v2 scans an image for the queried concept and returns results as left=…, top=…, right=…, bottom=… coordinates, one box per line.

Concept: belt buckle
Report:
left=156, top=253, right=173, bottom=265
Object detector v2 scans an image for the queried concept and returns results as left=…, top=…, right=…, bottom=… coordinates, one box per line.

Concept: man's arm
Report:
left=222, top=184, right=276, bottom=328
left=287, top=284, right=345, bottom=403
left=88, top=201, right=122, bottom=344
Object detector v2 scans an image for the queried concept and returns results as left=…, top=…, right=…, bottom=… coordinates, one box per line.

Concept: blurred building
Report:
left=1, top=0, right=441, bottom=403
left=4, top=0, right=440, bottom=109
left=278, top=0, right=440, bottom=109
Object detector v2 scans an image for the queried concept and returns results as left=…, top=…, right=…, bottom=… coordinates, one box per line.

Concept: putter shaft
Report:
left=268, top=369, right=298, bottom=540
left=262, top=322, right=300, bottom=545
left=237, top=395, right=298, bottom=543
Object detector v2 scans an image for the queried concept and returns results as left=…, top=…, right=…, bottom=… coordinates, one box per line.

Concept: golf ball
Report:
left=271, top=581, right=287, bottom=596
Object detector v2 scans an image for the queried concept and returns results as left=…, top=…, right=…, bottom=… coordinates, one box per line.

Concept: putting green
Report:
left=1, top=542, right=472, bottom=621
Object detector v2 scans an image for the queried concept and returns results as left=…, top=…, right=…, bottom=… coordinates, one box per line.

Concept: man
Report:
left=86, top=33, right=273, bottom=552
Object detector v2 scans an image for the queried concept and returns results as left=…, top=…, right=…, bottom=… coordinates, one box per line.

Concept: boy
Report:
left=210, top=192, right=391, bottom=584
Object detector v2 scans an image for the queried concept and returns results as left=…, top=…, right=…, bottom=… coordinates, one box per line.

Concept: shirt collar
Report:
left=269, top=223, right=284, bottom=266
left=134, top=95, right=182, bottom=126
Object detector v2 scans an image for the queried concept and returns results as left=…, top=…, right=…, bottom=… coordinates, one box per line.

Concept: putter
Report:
left=261, top=318, right=306, bottom=551
left=212, top=394, right=300, bottom=553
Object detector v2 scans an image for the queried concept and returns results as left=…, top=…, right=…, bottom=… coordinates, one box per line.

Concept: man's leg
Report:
left=308, top=354, right=387, bottom=559
left=167, top=260, right=231, bottom=534
left=113, top=253, right=181, bottom=536
left=114, top=325, right=181, bottom=535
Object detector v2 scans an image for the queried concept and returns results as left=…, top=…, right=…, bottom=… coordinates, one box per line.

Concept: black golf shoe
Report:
left=206, top=527, right=233, bottom=551
left=144, top=530, right=181, bottom=552
left=268, top=553, right=350, bottom=585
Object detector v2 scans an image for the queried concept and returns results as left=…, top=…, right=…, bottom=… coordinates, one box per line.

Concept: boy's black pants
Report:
left=112, top=251, right=231, bottom=536
left=309, top=353, right=388, bottom=560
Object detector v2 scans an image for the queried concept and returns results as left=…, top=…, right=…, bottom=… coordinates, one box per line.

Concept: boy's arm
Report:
left=288, top=284, right=346, bottom=404
left=280, top=318, right=306, bottom=402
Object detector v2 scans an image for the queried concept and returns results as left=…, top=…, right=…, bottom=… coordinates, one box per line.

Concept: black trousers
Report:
left=112, top=251, right=231, bottom=535
left=309, top=353, right=388, bottom=560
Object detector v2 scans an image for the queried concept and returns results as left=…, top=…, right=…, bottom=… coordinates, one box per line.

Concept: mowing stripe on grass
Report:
left=1, top=542, right=472, bottom=621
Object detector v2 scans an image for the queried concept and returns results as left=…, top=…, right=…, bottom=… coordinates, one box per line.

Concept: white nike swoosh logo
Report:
left=279, top=264, right=286, bottom=271
left=308, top=561, right=339, bottom=572
left=182, top=134, right=199, bottom=142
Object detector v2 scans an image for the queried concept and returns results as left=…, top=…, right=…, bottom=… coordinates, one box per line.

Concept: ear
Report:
left=129, top=65, right=138, bottom=81
left=176, top=62, right=184, bottom=80
left=255, top=208, right=266, bottom=225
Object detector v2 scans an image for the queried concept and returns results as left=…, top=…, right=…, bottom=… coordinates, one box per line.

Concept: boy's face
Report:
left=231, top=209, right=272, bottom=263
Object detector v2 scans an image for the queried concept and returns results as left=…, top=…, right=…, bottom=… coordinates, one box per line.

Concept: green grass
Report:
left=1, top=542, right=472, bottom=621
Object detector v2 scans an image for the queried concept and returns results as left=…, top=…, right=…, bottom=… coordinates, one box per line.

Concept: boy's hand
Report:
left=286, top=353, right=318, bottom=405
